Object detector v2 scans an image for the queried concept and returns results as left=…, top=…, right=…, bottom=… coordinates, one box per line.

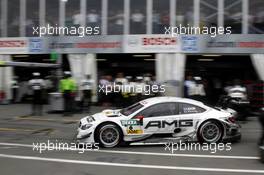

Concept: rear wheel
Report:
left=198, top=121, right=223, bottom=143
left=96, top=124, right=122, bottom=148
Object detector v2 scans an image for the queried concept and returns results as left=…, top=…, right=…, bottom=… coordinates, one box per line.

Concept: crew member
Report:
left=227, top=79, right=249, bottom=121
left=59, top=71, right=77, bottom=116
left=80, top=75, right=94, bottom=113
left=29, top=72, right=46, bottom=116
left=192, top=77, right=206, bottom=102
left=184, top=75, right=196, bottom=98
left=115, top=72, right=128, bottom=85
left=11, top=76, right=19, bottom=103
left=227, top=79, right=247, bottom=99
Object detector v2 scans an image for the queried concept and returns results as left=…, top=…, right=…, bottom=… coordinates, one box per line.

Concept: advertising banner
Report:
left=0, top=35, right=263, bottom=54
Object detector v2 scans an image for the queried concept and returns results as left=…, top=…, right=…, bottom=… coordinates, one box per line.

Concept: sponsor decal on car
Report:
left=122, top=121, right=143, bottom=134
left=183, top=107, right=199, bottom=113
left=121, top=119, right=140, bottom=126
left=127, top=129, right=143, bottom=134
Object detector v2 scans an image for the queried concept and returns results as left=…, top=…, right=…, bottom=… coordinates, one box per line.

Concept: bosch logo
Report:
left=142, top=37, right=177, bottom=46
left=0, top=40, right=26, bottom=48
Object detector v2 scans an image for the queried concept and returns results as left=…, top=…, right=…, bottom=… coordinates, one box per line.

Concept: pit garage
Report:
left=3, top=53, right=263, bottom=107
left=0, top=35, right=263, bottom=109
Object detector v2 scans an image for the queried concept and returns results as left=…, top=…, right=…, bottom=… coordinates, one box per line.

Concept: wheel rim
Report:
left=201, top=122, right=221, bottom=143
left=99, top=125, right=120, bottom=147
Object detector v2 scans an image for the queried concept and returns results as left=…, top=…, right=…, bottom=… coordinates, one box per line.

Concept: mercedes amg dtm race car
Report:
left=76, top=97, right=241, bottom=147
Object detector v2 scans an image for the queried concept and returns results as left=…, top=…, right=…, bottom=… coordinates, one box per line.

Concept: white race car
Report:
left=77, top=97, right=241, bottom=147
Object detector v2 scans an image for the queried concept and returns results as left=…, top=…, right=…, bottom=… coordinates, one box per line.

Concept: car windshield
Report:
left=120, top=103, right=144, bottom=116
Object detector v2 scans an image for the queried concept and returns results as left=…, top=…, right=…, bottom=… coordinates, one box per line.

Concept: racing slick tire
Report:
left=198, top=120, right=224, bottom=143
left=95, top=123, right=122, bottom=148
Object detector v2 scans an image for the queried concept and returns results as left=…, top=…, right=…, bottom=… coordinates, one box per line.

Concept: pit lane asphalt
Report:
left=0, top=104, right=263, bottom=175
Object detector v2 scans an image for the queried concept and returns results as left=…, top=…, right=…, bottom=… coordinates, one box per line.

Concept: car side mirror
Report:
left=136, top=115, right=144, bottom=126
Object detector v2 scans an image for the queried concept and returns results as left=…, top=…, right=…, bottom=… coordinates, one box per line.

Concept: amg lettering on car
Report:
left=145, top=119, right=193, bottom=129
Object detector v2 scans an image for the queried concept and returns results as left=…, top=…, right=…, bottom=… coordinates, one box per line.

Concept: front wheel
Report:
left=198, top=121, right=223, bottom=143
left=96, top=124, right=122, bottom=148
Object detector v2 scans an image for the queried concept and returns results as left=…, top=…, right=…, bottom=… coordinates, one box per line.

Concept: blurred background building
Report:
left=0, top=0, right=263, bottom=108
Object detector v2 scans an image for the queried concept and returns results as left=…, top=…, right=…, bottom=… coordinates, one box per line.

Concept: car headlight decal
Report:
left=86, top=116, right=95, bottom=123
left=81, top=124, right=92, bottom=130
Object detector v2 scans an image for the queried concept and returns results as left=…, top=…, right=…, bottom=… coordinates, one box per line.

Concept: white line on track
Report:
left=0, top=142, right=260, bottom=160
left=0, top=146, right=15, bottom=149
left=0, top=153, right=264, bottom=173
